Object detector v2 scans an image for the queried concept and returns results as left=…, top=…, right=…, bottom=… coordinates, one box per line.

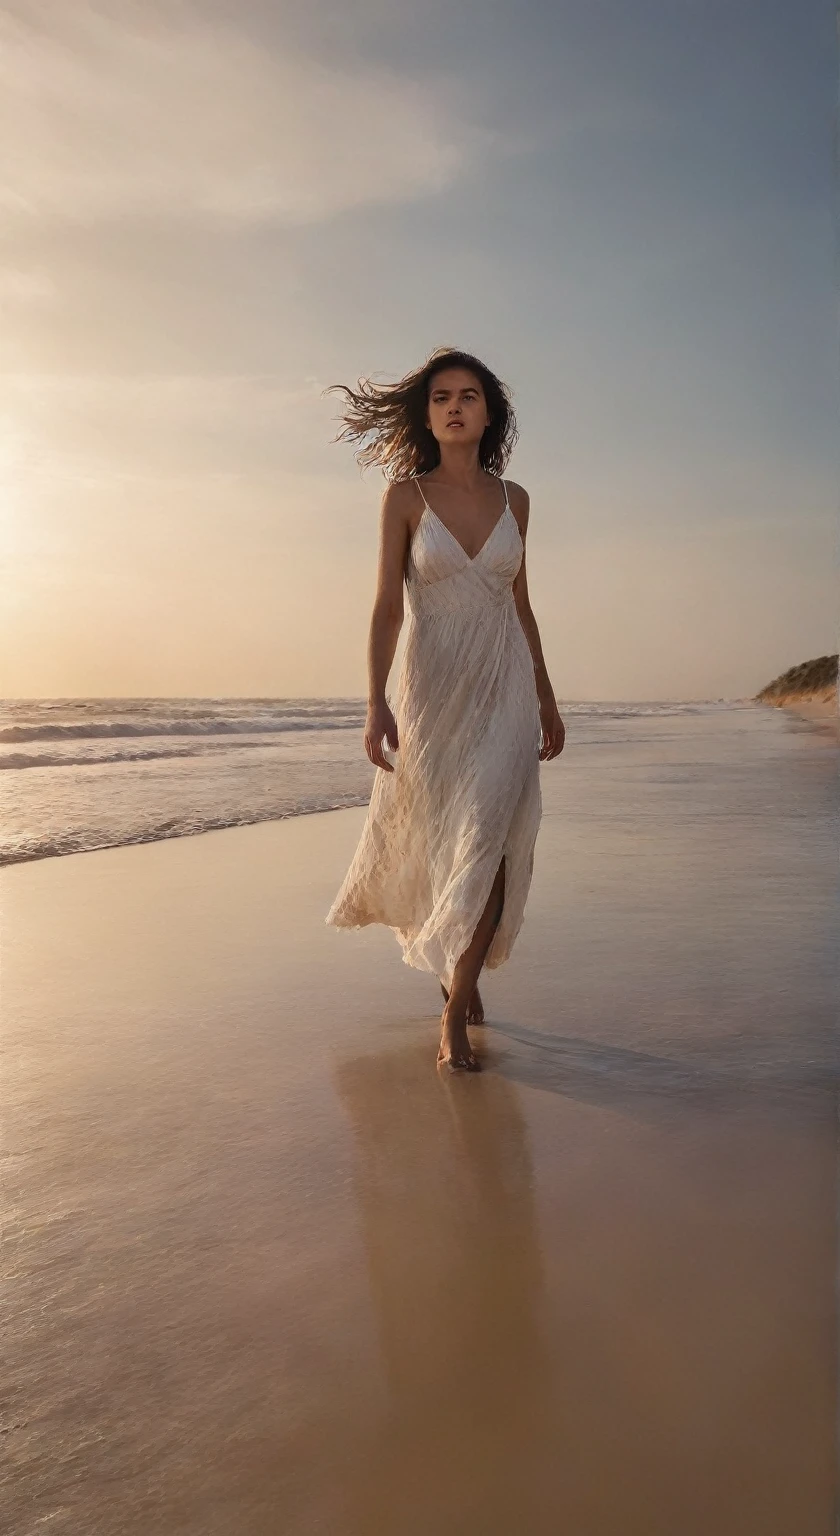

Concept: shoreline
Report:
left=772, top=693, right=839, bottom=738
left=3, top=698, right=836, bottom=873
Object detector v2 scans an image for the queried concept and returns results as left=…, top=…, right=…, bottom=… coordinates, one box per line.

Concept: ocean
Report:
left=0, top=696, right=746, bottom=867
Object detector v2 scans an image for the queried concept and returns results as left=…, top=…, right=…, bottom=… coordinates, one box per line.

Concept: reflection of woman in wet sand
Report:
left=334, top=1043, right=556, bottom=1533
left=325, top=347, right=564, bottom=1072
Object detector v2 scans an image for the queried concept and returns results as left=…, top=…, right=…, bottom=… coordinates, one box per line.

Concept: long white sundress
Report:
left=325, top=474, right=543, bottom=992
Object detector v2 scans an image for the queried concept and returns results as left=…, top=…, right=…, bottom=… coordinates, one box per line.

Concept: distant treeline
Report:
left=755, top=653, right=838, bottom=705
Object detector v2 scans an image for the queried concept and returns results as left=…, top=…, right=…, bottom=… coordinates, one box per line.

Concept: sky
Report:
left=1, top=0, right=836, bottom=702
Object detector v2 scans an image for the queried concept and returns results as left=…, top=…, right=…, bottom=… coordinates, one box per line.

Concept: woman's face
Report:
left=425, top=367, right=491, bottom=450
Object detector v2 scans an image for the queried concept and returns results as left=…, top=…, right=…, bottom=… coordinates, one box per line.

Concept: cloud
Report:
left=1, top=371, right=341, bottom=483
left=0, top=267, right=56, bottom=304
left=0, top=4, right=495, bottom=225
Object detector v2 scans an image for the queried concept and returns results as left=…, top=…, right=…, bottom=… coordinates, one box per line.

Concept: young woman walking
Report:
left=325, top=347, right=565, bottom=1071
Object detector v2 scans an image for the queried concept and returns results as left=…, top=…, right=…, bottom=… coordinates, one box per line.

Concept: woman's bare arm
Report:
left=367, top=483, right=410, bottom=705
left=509, top=483, right=565, bottom=759
left=509, top=485, right=554, bottom=702
left=364, top=482, right=411, bottom=769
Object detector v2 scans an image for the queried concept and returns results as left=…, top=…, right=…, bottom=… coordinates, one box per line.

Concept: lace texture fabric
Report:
left=325, top=477, right=542, bottom=992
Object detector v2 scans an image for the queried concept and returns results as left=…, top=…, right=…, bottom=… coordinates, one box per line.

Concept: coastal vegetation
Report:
left=755, top=653, right=838, bottom=707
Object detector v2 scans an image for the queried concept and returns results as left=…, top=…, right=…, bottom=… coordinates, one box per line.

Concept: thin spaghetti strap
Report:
left=500, top=477, right=510, bottom=510
left=414, top=475, right=430, bottom=510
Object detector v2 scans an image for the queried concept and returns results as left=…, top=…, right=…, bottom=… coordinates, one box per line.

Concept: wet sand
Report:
left=1, top=705, right=837, bottom=1534
left=778, top=694, right=840, bottom=740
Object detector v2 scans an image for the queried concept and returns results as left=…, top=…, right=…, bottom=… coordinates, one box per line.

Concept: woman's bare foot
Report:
left=440, top=980, right=484, bottom=1026
left=437, top=1000, right=481, bottom=1072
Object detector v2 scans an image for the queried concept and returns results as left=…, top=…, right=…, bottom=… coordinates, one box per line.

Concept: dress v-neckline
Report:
left=415, top=477, right=513, bottom=564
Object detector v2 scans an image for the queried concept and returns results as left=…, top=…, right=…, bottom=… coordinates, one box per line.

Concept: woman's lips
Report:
left=446, top=421, right=464, bottom=428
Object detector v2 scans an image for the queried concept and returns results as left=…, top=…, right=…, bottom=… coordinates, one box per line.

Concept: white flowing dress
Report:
left=325, top=474, right=543, bottom=992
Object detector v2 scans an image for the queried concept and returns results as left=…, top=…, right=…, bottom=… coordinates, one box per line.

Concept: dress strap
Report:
left=414, top=475, right=431, bottom=510
left=500, top=477, right=510, bottom=510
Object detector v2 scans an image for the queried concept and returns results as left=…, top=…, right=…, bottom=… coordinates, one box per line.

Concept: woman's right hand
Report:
left=365, top=700, right=399, bottom=771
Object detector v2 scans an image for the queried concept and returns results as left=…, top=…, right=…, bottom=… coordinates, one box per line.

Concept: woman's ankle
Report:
left=441, top=995, right=470, bottom=1033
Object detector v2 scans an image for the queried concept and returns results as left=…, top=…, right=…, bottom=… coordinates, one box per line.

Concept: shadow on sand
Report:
left=482, top=1019, right=836, bottom=1124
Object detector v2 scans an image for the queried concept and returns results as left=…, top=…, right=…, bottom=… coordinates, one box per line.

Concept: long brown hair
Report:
left=325, top=346, right=519, bottom=481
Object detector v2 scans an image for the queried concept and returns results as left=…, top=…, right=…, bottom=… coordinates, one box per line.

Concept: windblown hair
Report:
left=325, top=346, right=519, bottom=481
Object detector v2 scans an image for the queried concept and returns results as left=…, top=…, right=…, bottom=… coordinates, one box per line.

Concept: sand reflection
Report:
left=334, top=1040, right=556, bottom=1535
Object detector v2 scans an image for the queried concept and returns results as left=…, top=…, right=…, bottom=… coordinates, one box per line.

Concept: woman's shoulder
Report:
left=383, top=475, right=421, bottom=497
left=379, top=479, right=422, bottom=542
left=503, top=476, right=528, bottom=500
left=503, top=476, right=528, bottom=531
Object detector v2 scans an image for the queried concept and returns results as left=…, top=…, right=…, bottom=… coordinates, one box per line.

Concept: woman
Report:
left=325, top=346, right=565, bottom=1071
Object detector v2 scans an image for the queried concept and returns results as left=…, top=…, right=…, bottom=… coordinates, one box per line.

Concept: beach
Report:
left=778, top=694, right=840, bottom=738
left=1, top=703, right=837, bottom=1534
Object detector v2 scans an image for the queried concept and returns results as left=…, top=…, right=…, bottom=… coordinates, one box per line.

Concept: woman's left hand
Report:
left=538, top=692, right=565, bottom=760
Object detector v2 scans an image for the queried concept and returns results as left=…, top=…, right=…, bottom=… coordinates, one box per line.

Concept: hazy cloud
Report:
left=1, top=371, right=343, bottom=483
left=0, top=266, right=56, bottom=304
left=0, top=4, right=496, bottom=224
